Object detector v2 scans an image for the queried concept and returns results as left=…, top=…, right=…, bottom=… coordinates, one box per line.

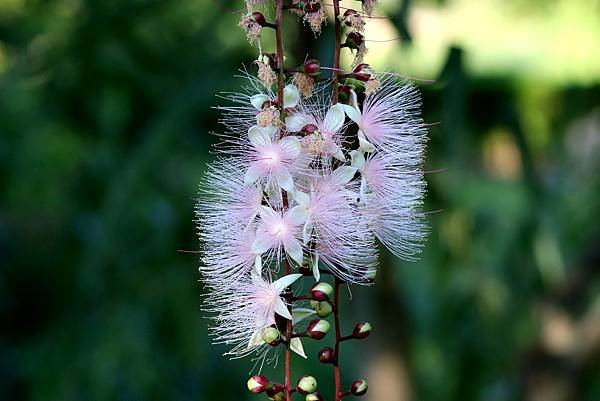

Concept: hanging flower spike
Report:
left=252, top=205, right=307, bottom=265
left=340, top=9, right=365, bottom=33
left=361, top=0, right=379, bottom=16
left=239, top=13, right=263, bottom=44
left=243, top=125, right=302, bottom=192
left=206, top=272, right=302, bottom=358
left=286, top=103, right=347, bottom=162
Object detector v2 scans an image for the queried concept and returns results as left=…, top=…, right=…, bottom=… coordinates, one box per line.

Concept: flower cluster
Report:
left=197, top=67, right=427, bottom=359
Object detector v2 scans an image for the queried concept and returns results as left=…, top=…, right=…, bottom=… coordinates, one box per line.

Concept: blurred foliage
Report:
left=1, top=1, right=599, bottom=401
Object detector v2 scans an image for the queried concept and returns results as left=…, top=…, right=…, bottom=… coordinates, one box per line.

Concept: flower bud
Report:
left=297, top=375, right=318, bottom=395
left=318, top=347, right=335, bottom=363
left=310, top=282, right=333, bottom=301
left=306, top=391, right=324, bottom=401
left=345, top=32, right=364, bottom=49
left=307, top=319, right=330, bottom=340
left=267, top=383, right=285, bottom=400
left=310, top=300, right=332, bottom=318
left=338, top=85, right=351, bottom=103
left=247, top=375, right=269, bottom=394
left=263, top=327, right=280, bottom=345
left=252, top=12, right=267, bottom=26
left=302, top=124, right=319, bottom=135
left=302, top=59, right=321, bottom=77
left=353, top=322, right=372, bottom=339
left=351, top=379, right=368, bottom=396
left=353, top=63, right=371, bottom=73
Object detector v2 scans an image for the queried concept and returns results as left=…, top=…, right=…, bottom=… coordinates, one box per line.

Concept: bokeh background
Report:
left=1, top=0, right=599, bottom=400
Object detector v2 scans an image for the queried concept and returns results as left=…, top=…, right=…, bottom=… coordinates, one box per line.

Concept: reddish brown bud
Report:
left=353, top=322, right=372, bottom=339
left=267, top=383, right=285, bottom=400
left=351, top=379, right=368, bottom=396
left=345, top=32, right=364, bottom=49
left=318, top=347, right=335, bottom=363
left=353, top=63, right=371, bottom=73
left=252, top=12, right=267, bottom=26
left=353, top=72, right=371, bottom=82
left=302, top=124, right=319, bottom=135
left=310, top=282, right=333, bottom=301
left=302, top=59, right=321, bottom=77
left=306, top=319, right=330, bottom=340
left=247, top=375, right=269, bottom=393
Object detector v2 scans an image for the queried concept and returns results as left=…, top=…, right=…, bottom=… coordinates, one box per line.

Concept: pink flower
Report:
left=351, top=150, right=427, bottom=260
left=252, top=205, right=307, bottom=265
left=295, top=171, right=377, bottom=283
left=286, top=103, right=347, bottom=161
left=244, top=125, right=302, bottom=192
left=343, top=82, right=426, bottom=160
left=207, top=272, right=302, bottom=358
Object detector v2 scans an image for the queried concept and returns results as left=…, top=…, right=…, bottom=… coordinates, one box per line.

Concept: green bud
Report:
left=263, top=327, right=280, bottom=345
left=311, top=301, right=332, bottom=318
left=306, top=391, right=324, bottom=401
left=310, top=282, right=334, bottom=301
left=297, top=375, right=318, bottom=395
left=307, top=319, right=330, bottom=340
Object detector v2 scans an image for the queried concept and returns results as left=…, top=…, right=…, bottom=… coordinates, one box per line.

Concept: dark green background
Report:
left=1, top=1, right=599, bottom=400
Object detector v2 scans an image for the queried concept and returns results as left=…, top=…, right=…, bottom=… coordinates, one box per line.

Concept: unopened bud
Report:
left=267, top=383, right=285, bottom=400
left=297, top=375, right=318, bottom=395
left=351, top=379, right=368, bottom=396
left=353, top=63, right=371, bottom=73
left=353, top=322, right=372, bottom=339
left=307, top=319, right=330, bottom=340
left=353, top=72, right=371, bottom=82
left=302, top=59, right=321, bottom=77
left=306, top=391, right=324, bottom=401
left=310, top=282, right=333, bottom=301
left=302, top=124, right=319, bottom=135
left=247, top=375, right=269, bottom=394
left=310, top=300, right=332, bottom=317
left=345, top=32, right=364, bottom=49
left=252, top=12, right=267, bottom=26
left=263, top=327, right=280, bottom=345
left=318, top=347, right=335, bottom=363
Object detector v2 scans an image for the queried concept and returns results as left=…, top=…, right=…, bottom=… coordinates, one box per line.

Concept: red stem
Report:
left=333, top=276, right=343, bottom=401
left=332, top=0, right=342, bottom=104
left=275, top=2, right=293, bottom=400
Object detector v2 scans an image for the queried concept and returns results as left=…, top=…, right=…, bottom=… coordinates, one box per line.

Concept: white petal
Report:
left=358, top=133, right=375, bottom=153
left=259, top=205, right=280, bottom=225
left=290, top=337, right=307, bottom=359
left=350, top=150, right=366, bottom=170
left=271, top=273, right=303, bottom=294
left=287, top=205, right=308, bottom=226
left=292, top=308, right=317, bottom=325
left=293, top=190, right=311, bottom=207
left=273, top=168, right=294, bottom=192
left=248, top=125, right=272, bottom=147
left=312, top=252, right=320, bottom=281
left=250, top=94, right=271, bottom=110
left=279, top=136, right=301, bottom=160
left=248, top=328, right=265, bottom=348
left=286, top=112, right=312, bottom=132
left=283, top=237, right=304, bottom=265
left=283, top=84, right=301, bottom=108
left=274, top=298, right=293, bottom=320
left=253, top=255, right=263, bottom=276
left=342, top=104, right=362, bottom=125
left=323, top=104, right=346, bottom=133
left=331, top=166, right=357, bottom=185
left=303, top=219, right=314, bottom=245
left=252, top=228, right=277, bottom=254
left=244, top=162, right=265, bottom=186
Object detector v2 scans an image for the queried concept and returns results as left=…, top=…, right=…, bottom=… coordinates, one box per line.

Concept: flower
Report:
left=286, top=103, right=347, bottom=162
left=252, top=205, right=307, bottom=265
left=351, top=150, right=427, bottom=260
left=206, top=272, right=302, bottom=358
left=343, top=79, right=427, bottom=159
left=243, top=125, right=302, bottom=192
